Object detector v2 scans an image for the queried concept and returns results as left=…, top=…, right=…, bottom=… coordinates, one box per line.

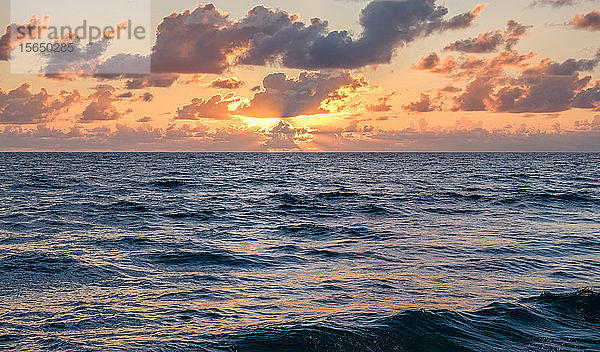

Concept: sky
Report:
left=0, top=0, right=599, bottom=151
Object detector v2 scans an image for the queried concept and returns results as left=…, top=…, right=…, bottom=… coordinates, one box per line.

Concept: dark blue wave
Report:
left=227, top=289, right=600, bottom=352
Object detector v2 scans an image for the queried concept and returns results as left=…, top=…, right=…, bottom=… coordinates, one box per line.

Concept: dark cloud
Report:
left=137, top=116, right=152, bottom=123
left=0, top=83, right=80, bottom=124
left=263, top=120, right=311, bottom=150
left=415, top=45, right=600, bottom=114
left=117, top=92, right=133, bottom=98
left=505, top=20, right=531, bottom=50
left=124, top=74, right=179, bottom=89
left=0, top=16, right=49, bottom=61
left=569, top=10, right=600, bottom=31
left=416, top=52, right=440, bottom=70
left=530, top=0, right=589, bottom=7
left=136, top=92, right=155, bottom=102
left=40, top=1, right=485, bottom=77
left=343, top=120, right=375, bottom=133
left=151, top=4, right=299, bottom=73
left=416, top=52, right=490, bottom=75
left=175, top=93, right=240, bottom=120
left=403, top=94, right=440, bottom=112
left=208, top=77, right=244, bottom=89
left=80, top=85, right=122, bottom=122
left=7, top=2, right=485, bottom=78
left=445, top=31, right=504, bottom=53
left=454, top=55, right=599, bottom=113
left=117, top=91, right=153, bottom=102
left=444, top=20, right=530, bottom=53
left=148, top=1, right=485, bottom=73
left=237, top=71, right=369, bottom=118
left=240, top=1, right=486, bottom=69
left=455, top=53, right=600, bottom=113
left=572, top=82, right=600, bottom=109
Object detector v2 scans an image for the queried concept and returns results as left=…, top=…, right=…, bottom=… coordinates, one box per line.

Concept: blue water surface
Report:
left=0, top=153, right=598, bottom=351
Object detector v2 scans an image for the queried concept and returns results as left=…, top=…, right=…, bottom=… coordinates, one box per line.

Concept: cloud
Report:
left=173, top=71, right=372, bottom=120
left=37, top=20, right=150, bottom=76
left=440, top=85, right=462, bottom=93
left=175, top=93, right=241, bottom=120
left=117, top=92, right=133, bottom=98
left=136, top=92, right=155, bottom=102
left=262, top=120, right=312, bottom=150
left=574, top=115, right=600, bottom=130
left=208, top=77, right=244, bottom=89
left=572, top=82, right=600, bottom=109
left=367, top=93, right=395, bottom=112
left=165, top=123, right=210, bottom=140
left=43, top=37, right=112, bottom=75
left=0, top=16, right=50, bottom=61
left=444, top=20, right=530, bottom=53
left=416, top=46, right=600, bottom=113
left=117, top=91, right=153, bottom=102
left=445, top=31, right=503, bottom=53
left=416, top=52, right=441, bottom=70
left=0, top=83, right=80, bottom=124
left=80, top=85, right=122, bottom=122
left=184, top=74, right=206, bottom=85
left=240, top=1, right=486, bottom=69
left=124, top=74, right=179, bottom=89
left=236, top=71, right=369, bottom=118
left=504, top=20, right=531, bottom=50
left=569, top=10, right=600, bottom=31
left=150, top=4, right=235, bottom=74
left=342, top=120, right=375, bottom=133
left=137, top=116, right=152, bottom=123
left=403, top=94, right=441, bottom=112
left=150, top=4, right=307, bottom=74
left=2, top=117, right=600, bottom=152
left=148, top=1, right=485, bottom=73
left=37, top=1, right=485, bottom=77
left=415, top=52, right=490, bottom=75
left=316, top=121, right=600, bottom=152
left=10, top=2, right=485, bottom=78
left=530, top=0, right=589, bottom=7
left=455, top=54, right=598, bottom=113
left=0, top=123, right=260, bottom=151
left=94, top=53, right=151, bottom=75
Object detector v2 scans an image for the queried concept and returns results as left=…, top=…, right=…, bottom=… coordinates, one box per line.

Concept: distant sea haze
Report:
left=0, top=152, right=598, bottom=351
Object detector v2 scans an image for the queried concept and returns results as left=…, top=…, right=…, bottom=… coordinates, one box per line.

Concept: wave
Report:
left=315, top=190, right=359, bottom=200
left=149, top=179, right=187, bottom=188
left=224, top=289, right=600, bottom=352
left=163, top=209, right=215, bottom=220
left=143, top=249, right=274, bottom=268
left=0, top=252, right=80, bottom=274
left=0, top=252, right=115, bottom=288
left=104, top=200, right=150, bottom=212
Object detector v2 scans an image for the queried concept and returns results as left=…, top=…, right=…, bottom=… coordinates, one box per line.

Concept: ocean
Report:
left=0, top=152, right=598, bottom=351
